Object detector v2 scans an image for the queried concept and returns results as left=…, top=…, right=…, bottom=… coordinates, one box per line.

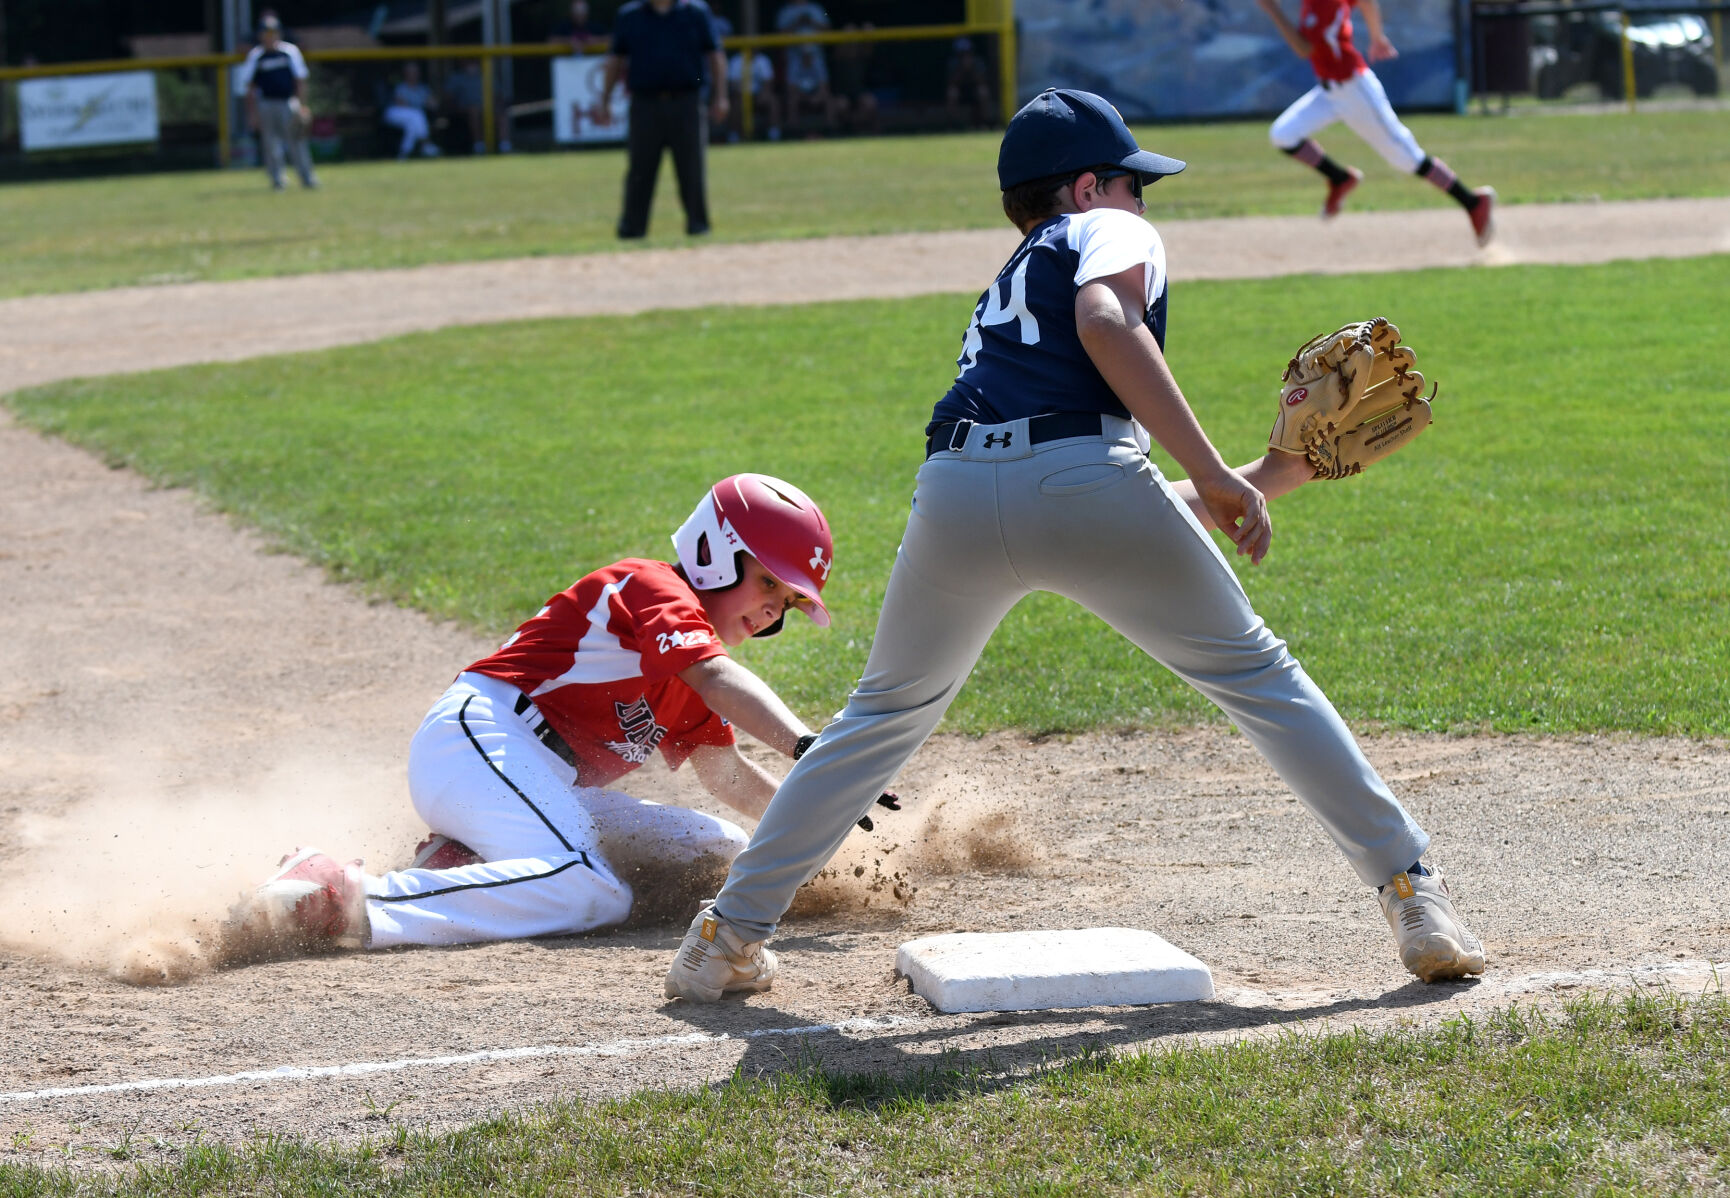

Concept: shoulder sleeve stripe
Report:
left=529, top=573, right=643, bottom=696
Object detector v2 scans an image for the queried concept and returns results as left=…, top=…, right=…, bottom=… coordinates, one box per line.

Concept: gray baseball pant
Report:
left=712, top=416, right=1429, bottom=941
left=258, top=98, right=317, bottom=188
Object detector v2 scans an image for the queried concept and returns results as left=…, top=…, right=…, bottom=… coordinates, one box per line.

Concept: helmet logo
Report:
left=810, top=547, right=831, bottom=580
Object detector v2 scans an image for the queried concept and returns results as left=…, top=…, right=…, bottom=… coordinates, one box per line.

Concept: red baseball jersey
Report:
left=1300, top=0, right=1366, bottom=83
left=466, top=559, right=734, bottom=788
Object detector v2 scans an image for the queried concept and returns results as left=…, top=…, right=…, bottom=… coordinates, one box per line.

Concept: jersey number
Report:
left=957, top=256, right=1040, bottom=376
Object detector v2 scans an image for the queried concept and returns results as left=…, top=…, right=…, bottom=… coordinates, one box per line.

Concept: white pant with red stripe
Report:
left=1269, top=68, right=1425, bottom=174
left=364, top=672, right=747, bottom=949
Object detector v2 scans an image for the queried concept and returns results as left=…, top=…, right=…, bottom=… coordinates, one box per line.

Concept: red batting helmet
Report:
left=672, top=474, right=833, bottom=633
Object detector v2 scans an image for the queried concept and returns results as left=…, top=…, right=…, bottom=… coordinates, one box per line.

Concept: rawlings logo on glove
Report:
left=1269, top=317, right=1438, bottom=480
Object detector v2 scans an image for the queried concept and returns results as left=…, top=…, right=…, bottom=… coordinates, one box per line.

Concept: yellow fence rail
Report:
left=0, top=11, right=1019, bottom=163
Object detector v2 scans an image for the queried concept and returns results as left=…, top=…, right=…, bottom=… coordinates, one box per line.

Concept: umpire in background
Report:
left=594, top=0, right=728, bottom=238
left=238, top=15, right=319, bottom=190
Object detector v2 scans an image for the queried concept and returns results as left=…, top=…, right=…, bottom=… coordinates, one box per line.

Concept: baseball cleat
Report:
left=663, top=906, right=777, bottom=1002
left=242, top=847, right=369, bottom=951
left=1378, top=865, right=1486, bottom=983
left=411, top=833, right=484, bottom=871
left=1468, top=187, right=1497, bottom=247
left=1322, top=167, right=1363, bottom=219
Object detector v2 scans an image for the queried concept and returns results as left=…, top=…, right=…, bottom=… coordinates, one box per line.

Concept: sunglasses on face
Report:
left=1088, top=168, right=1143, bottom=202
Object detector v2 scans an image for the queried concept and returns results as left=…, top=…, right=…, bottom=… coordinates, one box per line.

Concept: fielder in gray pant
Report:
left=258, top=98, right=318, bottom=190
left=711, top=419, right=1426, bottom=944
left=663, top=87, right=1484, bottom=1001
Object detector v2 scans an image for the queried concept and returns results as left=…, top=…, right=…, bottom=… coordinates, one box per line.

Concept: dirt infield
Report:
left=2, top=207, right=1728, bottom=1163
left=4, top=196, right=1728, bottom=392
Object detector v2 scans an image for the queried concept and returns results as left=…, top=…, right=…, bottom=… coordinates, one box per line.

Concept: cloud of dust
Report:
left=0, top=736, right=1043, bottom=982
left=784, top=774, right=1043, bottom=923
left=0, top=742, right=417, bottom=986
left=587, top=763, right=1044, bottom=928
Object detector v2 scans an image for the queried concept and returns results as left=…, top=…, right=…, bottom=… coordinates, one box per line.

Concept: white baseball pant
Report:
left=384, top=104, right=432, bottom=158
left=364, top=672, right=747, bottom=948
left=710, top=416, right=1430, bottom=941
left=1269, top=68, right=1426, bottom=174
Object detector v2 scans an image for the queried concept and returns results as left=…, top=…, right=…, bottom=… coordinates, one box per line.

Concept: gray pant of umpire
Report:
left=618, top=90, right=709, bottom=237
left=258, top=98, right=317, bottom=189
left=711, top=415, right=1430, bottom=941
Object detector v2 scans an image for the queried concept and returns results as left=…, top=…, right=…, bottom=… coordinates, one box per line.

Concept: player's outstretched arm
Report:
left=1076, top=269, right=1272, bottom=565
left=678, top=655, right=812, bottom=758
left=687, top=742, right=780, bottom=819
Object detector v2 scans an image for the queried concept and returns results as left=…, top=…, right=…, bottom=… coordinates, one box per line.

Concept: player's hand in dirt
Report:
left=857, top=790, right=901, bottom=832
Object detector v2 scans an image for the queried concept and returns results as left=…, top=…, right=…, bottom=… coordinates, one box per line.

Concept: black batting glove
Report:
left=856, top=790, right=901, bottom=832
left=793, top=734, right=900, bottom=831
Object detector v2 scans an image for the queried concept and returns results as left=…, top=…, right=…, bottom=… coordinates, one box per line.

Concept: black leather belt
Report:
left=925, top=411, right=1104, bottom=459
left=514, top=692, right=578, bottom=768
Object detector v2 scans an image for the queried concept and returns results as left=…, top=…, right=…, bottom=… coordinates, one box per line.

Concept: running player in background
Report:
left=1256, top=0, right=1496, bottom=245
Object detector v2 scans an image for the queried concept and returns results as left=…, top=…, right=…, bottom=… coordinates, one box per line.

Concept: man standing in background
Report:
left=594, top=0, right=728, bottom=238
left=238, top=15, right=319, bottom=191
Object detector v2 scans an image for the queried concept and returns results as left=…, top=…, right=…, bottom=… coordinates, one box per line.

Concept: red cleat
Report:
left=1468, top=186, right=1497, bottom=246
left=250, top=847, right=367, bottom=947
left=1322, top=167, right=1363, bottom=219
left=411, top=833, right=484, bottom=871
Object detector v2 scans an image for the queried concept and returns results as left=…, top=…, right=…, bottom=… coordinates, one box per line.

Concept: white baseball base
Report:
left=896, top=927, right=1214, bottom=1014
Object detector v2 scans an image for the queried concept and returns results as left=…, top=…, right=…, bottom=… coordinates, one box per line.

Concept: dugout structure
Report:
left=0, top=3, right=1018, bottom=179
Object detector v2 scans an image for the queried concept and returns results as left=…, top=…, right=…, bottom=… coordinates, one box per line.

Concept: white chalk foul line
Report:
left=0, top=1016, right=919, bottom=1106
left=5, top=960, right=1724, bottom=1107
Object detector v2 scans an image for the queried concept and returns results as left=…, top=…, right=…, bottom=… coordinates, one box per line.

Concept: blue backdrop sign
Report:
left=1017, top=0, right=1456, bottom=118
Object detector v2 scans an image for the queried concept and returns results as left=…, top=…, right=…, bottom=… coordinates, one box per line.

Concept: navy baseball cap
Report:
left=997, top=88, right=1186, bottom=190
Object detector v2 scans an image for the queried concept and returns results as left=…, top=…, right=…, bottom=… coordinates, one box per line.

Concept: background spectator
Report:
left=726, top=47, right=781, bottom=141
left=238, top=15, right=318, bottom=190
left=384, top=62, right=440, bottom=159
left=445, top=59, right=513, bottom=154
left=777, top=0, right=836, bottom=137
left=945, top=36, right=994, bottom=129
left=832, top=22, right=879, bottom=135
left=551, top=0, right=608, bottom=50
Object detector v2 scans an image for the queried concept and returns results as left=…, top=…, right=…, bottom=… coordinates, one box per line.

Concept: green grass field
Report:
left=4, top=990, right=1727, bottom=1194
left=6, top=110, right=1729, bottom=1194
left=12, top=254, right=1729, bottom=736
left=3, top=108, right=1728, bottom=297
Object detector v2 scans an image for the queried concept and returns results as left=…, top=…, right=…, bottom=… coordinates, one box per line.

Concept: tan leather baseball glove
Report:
left=1268, top=317, right=1437, bottom=480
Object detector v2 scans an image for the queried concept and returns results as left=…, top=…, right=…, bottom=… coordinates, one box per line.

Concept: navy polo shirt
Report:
left=611, top=0, right=718, bottom=94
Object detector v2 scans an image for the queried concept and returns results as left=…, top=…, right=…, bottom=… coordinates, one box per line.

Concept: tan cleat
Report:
left=664, top=906, right=777, bottom=1002
left=1378, top=866, right=1487, bottom=982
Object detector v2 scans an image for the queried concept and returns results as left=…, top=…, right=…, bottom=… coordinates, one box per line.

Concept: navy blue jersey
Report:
left=929, top=208, right=1169, bottom=430
left=239, top=42, right=308, bottom=101
left=612, top=0, right=719, bottom=93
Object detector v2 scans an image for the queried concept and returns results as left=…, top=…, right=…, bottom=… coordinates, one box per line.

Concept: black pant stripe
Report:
left=457, top=693, right=575, bottom=852
left=375, top=853, right=594, bottom=903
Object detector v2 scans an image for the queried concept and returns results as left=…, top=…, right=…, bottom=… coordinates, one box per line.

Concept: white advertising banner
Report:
left=19, top=71, right=161, bottom=151
left=552, top=55, right=628, bottom=144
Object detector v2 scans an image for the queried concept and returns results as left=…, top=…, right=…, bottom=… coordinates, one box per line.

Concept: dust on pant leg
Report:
left=582, top=790, right=748, bottom=927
